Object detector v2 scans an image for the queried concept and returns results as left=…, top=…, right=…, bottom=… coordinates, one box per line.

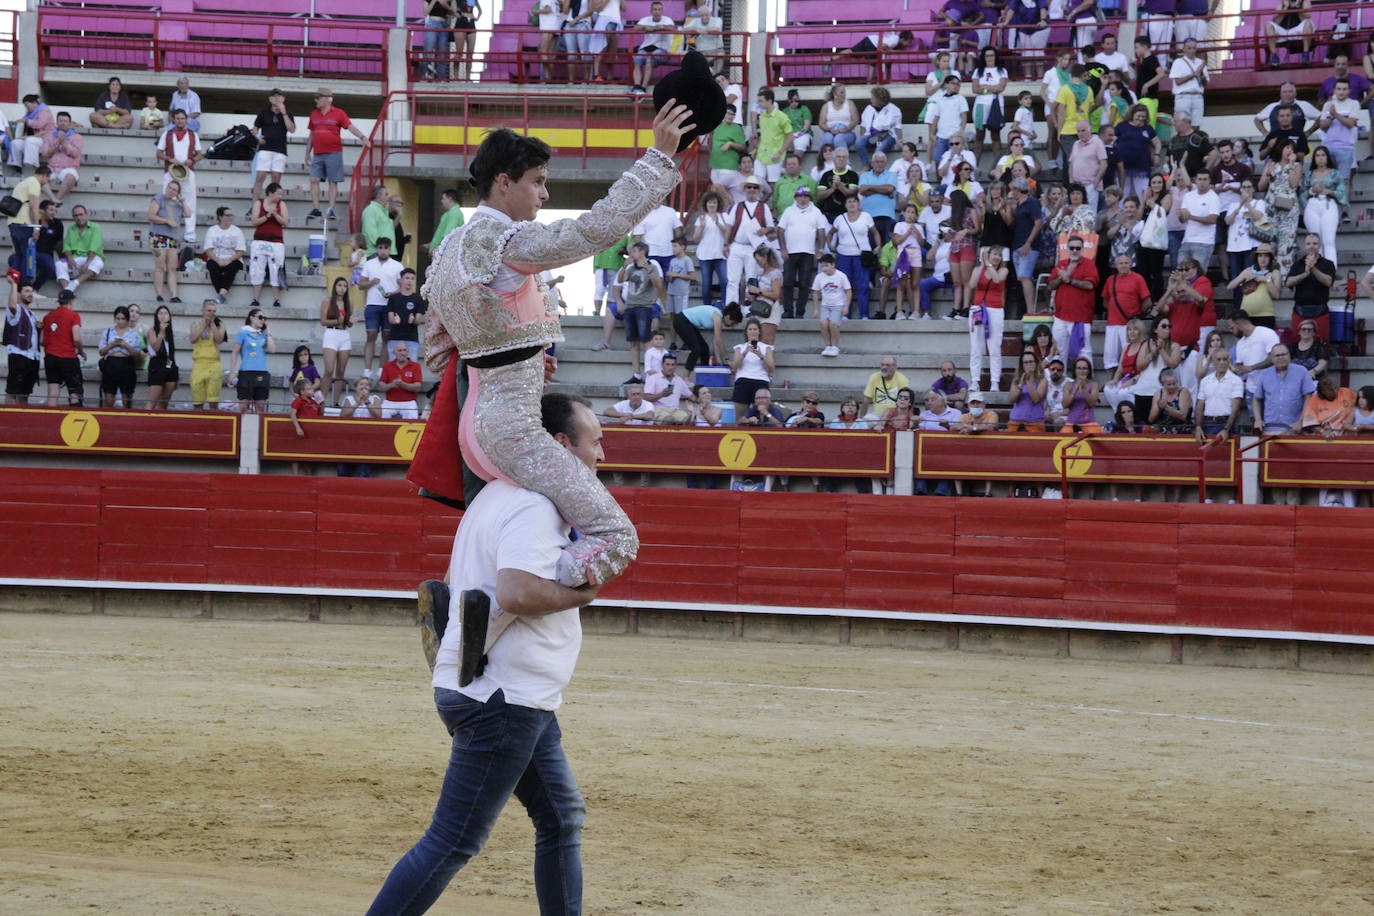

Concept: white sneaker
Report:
left=823, top=346, right=839, bottom=357
left=919, top=313, right=932, bottom=321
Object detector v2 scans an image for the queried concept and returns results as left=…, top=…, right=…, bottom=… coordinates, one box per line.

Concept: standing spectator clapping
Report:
left=249, top=182, right=289, bottom=311
left=145, top=304, right=179, bottom=410
left=378, top=341, right=424, bottom=419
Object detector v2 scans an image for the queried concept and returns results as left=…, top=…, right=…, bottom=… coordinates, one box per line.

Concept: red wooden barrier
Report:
left=916, top=432, right=1238, bottom=486
left=598, top=427, right=893, bottom=477
left=260, top=417, right=425, bottom=465
left=0, top=407, right=238, bottom=459
left=1259, top=437, right=1374, bottom=489
left=1, top=469, right=1370, bottom=640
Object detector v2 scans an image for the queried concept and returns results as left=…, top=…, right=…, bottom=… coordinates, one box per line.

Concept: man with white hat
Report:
left=955, top=388, right=998, bottom=495
left=777, top=185, right=828, bottom=318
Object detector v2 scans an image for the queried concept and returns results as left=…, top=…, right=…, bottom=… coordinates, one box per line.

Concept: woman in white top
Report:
left=691, top=191, right=729, bottom=306
left=745, top=244, right=784, bottom=344
left=817, top=84, right=859, bottom=154
left=857, top=86, right=902, bottom=168
left=691, top=383, right=722, bottom=426
left=828, top=194, right=879, bottom=319
left=337, top=375, right=382, bottom=477
left=970, top=46, right=1009, bottom=158
left=827, top=397, right=872, bottom=429
left=728, top=317, right=776, bottom=416
left=1224, top=178, right=1267, bottom=309
left=991, top=135, right=1039, bottom=180
left=924, top=51, right=961, bottom=95
left=810, top=143, right=836, bottom=183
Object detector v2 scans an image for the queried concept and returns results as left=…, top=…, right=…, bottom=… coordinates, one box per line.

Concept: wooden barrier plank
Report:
left=916, top=432, right=1236, bottom=484
left=0, top=407, right=238, bottom=458
left=1259, top=437, right=1374, bottom=488
left=260, top=416, right=423, bottom=464
left=845, top=551, right=959, bottom=575
left=951, top=594, right=1072, bottom=618
left=599, top=427, right=893, bottom=477
left=1061, top=599, right=1178, bottom=625
left=844, top=585, right=954, bottom=614
left=1065, top=579, right=1176, bottom=605
left=955, top=573, right=1066, bottom=601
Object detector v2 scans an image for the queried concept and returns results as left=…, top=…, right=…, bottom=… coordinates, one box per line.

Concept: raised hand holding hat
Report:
left=652, top=51, right=725, bottom=153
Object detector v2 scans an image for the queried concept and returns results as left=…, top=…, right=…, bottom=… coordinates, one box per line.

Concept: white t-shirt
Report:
left=1012, top=105, right=1036, bottom=140
left=938, top=148, right=978, bottom=181
left=917, top=204, right=951, bottom=248
left=433, top=481, right=580, bottom=711
left=341, top=393, right=380, bottom=417
left=1257, top=99, right=1320, bottom=126
left=1168, top=57, right=1208, bottom=96
left=1235, top=326, right=1281, bottom=393
left=643, top=344, right=666, bottom=377
left=537, top=0, right=563, bottom=31
left=1095, top=50, right=1130, bottom=74
left=778, top=203, right=828, bottom=254
left=645, top=371, right=692, bottom=408
left=694, top=213, right=727, bottom=261
left=732, top=341, right=773, bottom=381
left=1041, top=67, right=1064, bottom=101
left=203, top=224, right=246, bottom=261
left=724, top=83, right=744, bottom=124
left=633, top=205, right=682, bottom=258
left=611, top=398, right=654, bottom=423
left=931, top=93, right=970, bottom=140
left=1198, top=371, right=1244, bottom=417
left=1225, top=199, right=1267, bottom=252
left=716, top=170, right=771, bottom=205
left=811, top=268, right=852, bottom=308
left=860, top=102, right=902, bottom=135
left=892, top=219, right=921, bottom=251
left=831, top=212, right=875, bottom=255
left=361, top=256, right=404, bottom=307
left=1321, top=97, right=1360, bottom=149
left=635, top=15, right=675, bottom=52
left=1180, top=189, right=1220, bottom=245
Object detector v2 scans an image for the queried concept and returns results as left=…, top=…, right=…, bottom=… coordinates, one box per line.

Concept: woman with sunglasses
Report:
left=1290, top=319, right=1328, bottom=379
left=1226, top=243, right=1280, bottom=328
left=878, top=387, right=917, bottom=431
left=947, top=190, right=979, bottom=318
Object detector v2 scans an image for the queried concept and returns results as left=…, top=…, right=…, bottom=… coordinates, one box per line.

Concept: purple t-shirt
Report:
left=1177, top=0, right=1208, bottom=15
left=932, top=376, right=970, bottom=399
left=1007, top=0, right=1045, bottom=26
left=1141, top=0, right=1173, bottom=13
left=1319, top=73, right=1372, bottom=104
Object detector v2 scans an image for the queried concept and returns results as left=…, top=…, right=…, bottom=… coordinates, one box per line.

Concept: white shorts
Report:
left=380, top=399, right=419, bottom=419
left=53, top=167, right=79, bottom=185
left=253, top=149, right=287, bottom=174
left=322, top=326, right=352, bottom=351
left=248, top=239, right=285, bottom=286
left=819, top=303, right=845, bottom=323
left=55, top=254, right=104, bottom=281
left=1267, top=20, right=1313, bottom=39
left=790, top=133, right=812, bottom=154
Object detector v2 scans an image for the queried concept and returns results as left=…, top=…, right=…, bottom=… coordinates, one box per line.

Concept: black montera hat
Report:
left=652, top=50, right=726, bottom=153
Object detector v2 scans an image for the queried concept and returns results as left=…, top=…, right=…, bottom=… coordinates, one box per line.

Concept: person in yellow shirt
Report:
left=753, top=87, right=793, bottom=185
left=1053, top=64, right=1096, bottom=172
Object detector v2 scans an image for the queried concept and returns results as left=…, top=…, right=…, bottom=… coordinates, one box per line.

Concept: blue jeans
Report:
left=699, top=258, right=726, bottom=305
left=855, top=131, right=895, bottom=167
left=836, top=252, right=869, bottom=318
left=367, top=688, right=585, bottom=916
left=932, top=136, right=952, bottom=165
left=1226, top=250, right=1253, bottom=310
left=1167, top=230, right=1184, bottom=270
left=1329, top=145, right=1355, bottom=185
left=920, top=275, right=952, bottom=315
left=423, top=16, right=450, bottom=78
left=914, top=477, right=950, bottom=496
left=819, top=130, right=857, bottom=152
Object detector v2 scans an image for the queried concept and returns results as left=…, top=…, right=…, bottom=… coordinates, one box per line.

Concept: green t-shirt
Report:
left=772, top=173, right=819, bottom=215
left=709, top=123, right=746, bottom=171
left=755, top=108, right=793, bottom=167
left=428, top=205, right=465, bottom=252
left=784, top=105, right=809, bottom=133
left=593, top=236, right=630, bottom=271
left=362, top=200, right=395, bottom=255
left=64, top=222, right=105, bottom=259
left=878, top=241, right=898, bottom=271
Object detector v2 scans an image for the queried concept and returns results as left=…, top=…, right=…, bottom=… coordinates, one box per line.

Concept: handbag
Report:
left=1271, top=190, right=1297, bottom=211
left=0, top=195, right=20, bottom=218
left=1139, top=204, right=1168, bottom=251
left=1248, top=216, right=1277, bottom=245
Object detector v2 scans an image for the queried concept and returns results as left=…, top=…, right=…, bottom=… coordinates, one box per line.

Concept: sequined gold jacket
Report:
left=422, top=147, right=680, bottom=369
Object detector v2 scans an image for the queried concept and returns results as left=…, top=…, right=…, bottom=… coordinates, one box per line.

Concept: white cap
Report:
left=966, top=388, right=985, bottom=403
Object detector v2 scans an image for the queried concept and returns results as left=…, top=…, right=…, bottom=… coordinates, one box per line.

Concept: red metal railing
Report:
left=37, top=7, right=389, bottom=81
left=407, top=26, right=750, bottom=87
left=349, top=90, right=712, bottom=233
left=0, top=10, right=17, bottom=104
left=766, top=3, right=1372, bottom=88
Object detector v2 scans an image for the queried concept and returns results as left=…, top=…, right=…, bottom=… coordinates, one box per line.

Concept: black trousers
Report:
left=782, top=252, right=816, bottom=318
left=672, top=313, right=711, bottom=371
left=207, top=259, right=243, bottom=293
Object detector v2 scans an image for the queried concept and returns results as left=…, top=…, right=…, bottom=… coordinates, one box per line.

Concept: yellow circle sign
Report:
left=59, top=411, right=101, bottom=449
left=717, top=432, right=757, bottom=470
left=1051, top=437, right=1094, bottom=479
left=393, top=423, right=426, bottom=461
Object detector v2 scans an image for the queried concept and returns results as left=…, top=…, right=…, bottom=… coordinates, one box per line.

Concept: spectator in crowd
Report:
left=857, top=150, right=899, bottom=246
left=1220, top=179, right=1265, bottom=308
left=42, top=288, right=84, bottom=407
left=663, top=236, right=696, bottom=320
left=1252, top=342, right=1313, bottom=435
left=1048, top=233, right=1099, bottom=366
left=200, top=207, right=246, bottom=305
left=723, top=180, right=776, bottom=310
left=532, top=0, right=565, bottom=81
left=1148, top=367, right=1193, bottom=434
left=917, top=220, right=954, bottom=320
left=740, top=386, right=786, bottom=427
left=942, top=189, right=976, bottom=319
left=287, top=344, right=322, bottom=401
left=1006, top=177, right=1043, bottom=315
left=1066, top=119, right=1108, bottom=211
left=991, top=134, right=1037, bottom=183
left=911, top=388, right=959, bottom=496
left=425, top=188, right=466, bottom=257
left=356, top=235, right=402, bottom=378
left=673, top=300, right=736, bottom=372
left=39, top=111, right=82, bottom=206
left=6, top=166, right=47, bottom=285
left=829, top=194, right=878, bottom=319
left=144, top=304, right=179, bottom=410
left=644, top=353, right=694, bottom=424
left=1104, top=317, right=1151, bottom=410
left=288, top=377, right=323, bottom=473
left=1162, top=257, right=1215, bottom=351
left=1043, top=355, right=1069, bottom=427
left=927, top=75, right=970, bottom=165
left=632, top=202, right=682, bottom=281
left=1168, top=112, right=1212, bottom=176
left=603, top=383, right=655, bottom=424
left=861, top=355, right=909, bottom=419
left=96, top=304, right=140, bottom=409
left=816, top=145, right=859, bottom=224
left=969, top=46, right=1008, bottom=158
left=10, top=96, right=50, bottom=176
left=1194, top=348, right=1243, bottom=442
left=708, top=103, right=747, bottom=187
left=4, top=276, right=40, bottom=405
left=1284, top=233, right=1334, bottom=341
left=1264, top=0, right=1313, bottom=68
left=1229, top=308, right=1280, bottom=394
left=931, top=360, right=969, bottom=411
left=1165, top=39, right=1209, bottom=128
left=1300, top=146, right=1342, bottom=267
left=811, top=253, right=851, bottom=357
left=361, top=185, right=397, bottom=256
left=1177, top=169, right=1220, bottom=275
left=1227, top=243, right=1280, bottom=327
left=1253, top=82, right=1320, bottom=138
left=683, top=1, right=723, bottom=60
left=146, top=180, right=184, bottom=303
left=138, top=93, right=165, bottom=131
left=28, top=200, right=61, bottom=292
left=228, top=308, right=275, bottom=413
left=777, top=184, right=825, bottom=318
left=729, top=317, right=775, bottom=417
left=1257, top=141, right=1303, bottom=275
left=784, top=390, right=825, bottom=428
left=53, top=205, right=103, bottom=297
left=336, top=378, right=381, bottom=475
left=248, top=181, right=289, bottom=311
left=827, top=396, right=870, bottom=431
left=251, top=88, right=295, bottom=203
left=88, top=78, right=131, bottom=130
left=156, top=109, right=202, bottom=247
left=306, top=89, right=366, bottom=221
left=628, top=0, right=674, bottom=94
left=449, top=0, right=481, bottom=81
left=1102, top=253, right=1152, bottom=370
left=1300, top=373, right=1355, bottom=438
left=590, top=234, right=630, bottom=320
left=187, top=300, right=226, bottom=409
left=878, top=386, right=917, bottom=431
left=1040, top=49, right=1073, bottom=160
left=753, top=88, right=792, bottom=181
left=390, top=192, right=413, bottom=260
left=385, top=267, right=427, bottom=360
left=684, top=197, right=726, bottom=309
left=690, top=384, right=722, bottom=429
left=781, top=88, right=812, bottom=158
left=170, top=77, right=203, bottom=133
left=319, top=277, right=354, bottom=407
left=1061, top=356, right=1101, bottom=432
left=744, top=244, right=784, bottom=343
left=1318, top=79, right=1360, bottom=203
left=856, top=87, right=902, bottom=168
left=1317, top=54, right=1370, bottom=105
left=1051, top=65, right=1094, bottom=172
left=1258, top=105, right=1309, bottom=164
left=613, top=241, right=664, bottom=384
left=377, top=340, right=423, bottom=419
left=966, top=246, right=1006, bottom=390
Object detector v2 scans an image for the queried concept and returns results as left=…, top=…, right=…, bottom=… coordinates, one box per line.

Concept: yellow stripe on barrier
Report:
left=413, top=124, right=654, bottom=149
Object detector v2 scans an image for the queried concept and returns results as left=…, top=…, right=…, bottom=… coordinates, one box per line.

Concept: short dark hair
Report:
left=35, top=165, right=51, bottom=176
left=264, top=181, right=282, bottom=195
left=722, top=302, right=744, bottom=323
left=22, top=93, right=38, bottom=104
left=757, top=87, right=774, bottom=102
left=818, top=253, right=836, bottom=264
left=56, top=111, right=71, bottom=121
left=372, top=185, right=389, bottom=200
left=629, top=241, right=649, bottom=254
left=375, top=237, right=392, bottom=248
left=400, top=267, right=416, bottom=278
left=108, top=76, right=121, bottom=86
left=113, top=305, right=130, bottom=320
left=171, top=108, right=186, bottom=119
left=541, top=392, right=593, bottom=441
left=470, top=128, right=552, bottom=200
left=215, top=206, right=231, bottom=219
left=440, top=187, right=461, bottom=203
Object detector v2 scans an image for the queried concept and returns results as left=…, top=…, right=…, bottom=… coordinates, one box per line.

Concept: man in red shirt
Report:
left=43, top=287, right=84, bottom=406
left=1047, top=234, right=1100, bottom=366
left=1102, top=252, right=1153, bottom=369
left=305, top=87, right=366, bottom=222
left=378, top=340, right=424, bottom=419
left=1162, top=257, right=1214, bottom=350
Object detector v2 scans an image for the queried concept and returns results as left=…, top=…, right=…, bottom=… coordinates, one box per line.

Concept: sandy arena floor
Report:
left=2, top=612, right=1373, bottom=915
